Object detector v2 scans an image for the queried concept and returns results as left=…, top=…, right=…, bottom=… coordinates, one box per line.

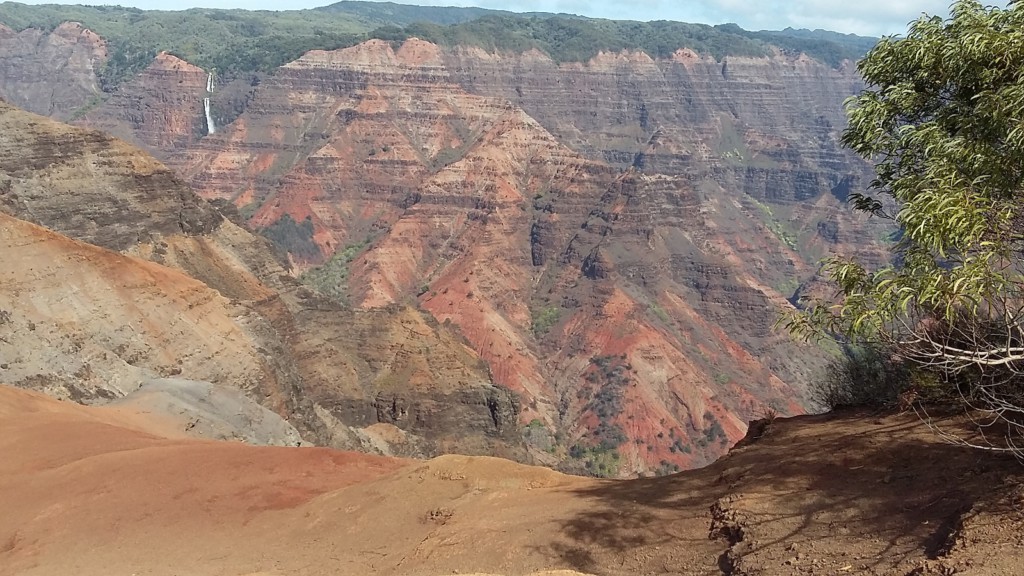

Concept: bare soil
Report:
left=1, top=384, right=1021, bottom=576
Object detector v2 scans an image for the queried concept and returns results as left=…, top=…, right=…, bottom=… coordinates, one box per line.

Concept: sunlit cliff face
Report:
left=0, top=30, right=891, bottom=475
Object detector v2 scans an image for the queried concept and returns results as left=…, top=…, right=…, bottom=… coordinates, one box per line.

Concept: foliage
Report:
left=66, top=93, right=106, bottom=122
left=764, top=26, right=879, bottom=56
left=202, top=31, right=364, bottom=76
left=377, top=16, right=871, bottom=66
left=531, top=305, right=562, bottom=336
left=750, top=197, right=798, bottom=249
left=696, top=412, right=729, bottom=449
left=809, top=344, right=913, bottom=410
left=526, top=418, right=546, bottom=429
left=648, top=301, right=671, bottom=324
left=0, top=1, right=874, bottom=91
left=562, top=354, right=633, bottom=478
left=739, top=25, right=878, bottom=67
left=299, top=240, right=368, bottom=304
left=567, top=443, right=621, bottom=477
left=259, top=214, right=320, bottom=261
left=655, top=460, right=682, bottom=475
left=0, top=3, right=368, bottom=87
left=786, top=1, right=1024, bottom=343
left=783, top=1, right=1024, bottom=453
left=316, top=1, right=508, bottom=26
left=577, top=354, right=631, bottom=458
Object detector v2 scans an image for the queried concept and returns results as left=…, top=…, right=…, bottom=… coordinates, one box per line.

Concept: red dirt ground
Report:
left=2, top=384, right=1022, bottom=576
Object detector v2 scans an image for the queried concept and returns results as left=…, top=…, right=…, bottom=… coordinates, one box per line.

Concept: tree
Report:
left=784, top=1, right=1024, bottom=453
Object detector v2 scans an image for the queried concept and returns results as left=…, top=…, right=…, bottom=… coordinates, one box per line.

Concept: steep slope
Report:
left=165, top=38, right=864, bottom=474
left=0, top=101, right=525, bottom=461
left=0, top=212, right=270, bottom=402
left=0, top=21, right=106, bottom=119
left=2, top=384, right=1021, bottom=576
left=0, top=99, right=223, bottom=252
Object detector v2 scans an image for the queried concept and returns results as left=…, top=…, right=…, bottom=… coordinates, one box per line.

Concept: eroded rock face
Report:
left=0, top=102, right=526, bottom=462
left=154, top=38, right=880, bottom=474
left=0, top=212, right=270, bottom=403
left=0, top=101, right=222, bottom=252
left=444, top=47, right=869, bottom=202
left=0, top=34, right=891, bottom=475
left=0, top=22, right=106, bottom=119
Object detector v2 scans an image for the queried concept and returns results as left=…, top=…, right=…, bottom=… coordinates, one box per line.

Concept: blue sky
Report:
left=19, top=1, right=1011, bottom=36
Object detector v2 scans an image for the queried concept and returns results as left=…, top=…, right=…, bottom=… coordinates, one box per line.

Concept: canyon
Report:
left=4, top=9, right=1024, bottom=576
left=0, top=14, right=891, bottom=476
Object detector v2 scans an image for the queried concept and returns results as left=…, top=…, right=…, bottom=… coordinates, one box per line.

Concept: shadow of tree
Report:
left=545, top=412, right=1020, bottom=575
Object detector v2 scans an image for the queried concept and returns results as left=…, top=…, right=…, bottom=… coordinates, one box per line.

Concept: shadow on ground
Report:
left=548, top=411, right=1021, bottom=575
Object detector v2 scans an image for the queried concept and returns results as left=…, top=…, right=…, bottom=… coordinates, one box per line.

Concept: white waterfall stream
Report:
left=204, top=72, right=216, bottom=135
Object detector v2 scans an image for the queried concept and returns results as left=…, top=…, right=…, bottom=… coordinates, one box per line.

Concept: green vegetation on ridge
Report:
left=0, top=1, right=874, bottom=90
left=300, top=240, right=369, bottom=304
left=377, top=17, right=869, bottom=65
left=0, top=2, right=369, bottom=87
left=316, top=0, right=520, bottom=26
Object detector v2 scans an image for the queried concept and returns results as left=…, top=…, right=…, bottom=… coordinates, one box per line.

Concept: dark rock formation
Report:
left=0, top=22, right=106, bottom=120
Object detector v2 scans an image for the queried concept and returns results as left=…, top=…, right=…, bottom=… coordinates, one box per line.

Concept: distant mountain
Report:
left=763, top=26, right=879, bottom=55
left=316, top=0, right=513, bottom=26
left=0, top=1, right=876, bottom=92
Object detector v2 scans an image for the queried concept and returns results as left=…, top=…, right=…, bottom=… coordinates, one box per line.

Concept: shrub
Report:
left=531, top=305, right=561, bottom=336
left=809, top=344, right=912, bottom=411
left=259, top=214, right=319, bottom=260
left=784, top=1, right=1024, bottom=455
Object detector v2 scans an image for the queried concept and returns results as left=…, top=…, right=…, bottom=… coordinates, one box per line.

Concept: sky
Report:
left=19, top=0, right=1013, bottom=37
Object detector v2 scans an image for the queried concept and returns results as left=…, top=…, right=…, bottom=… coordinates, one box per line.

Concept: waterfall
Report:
left=204, top=72, right=215, bottom=135
left=204, top=97, right=216, bottom=135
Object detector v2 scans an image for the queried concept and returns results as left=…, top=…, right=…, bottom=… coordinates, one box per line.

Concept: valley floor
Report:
left=0, top=384, right=1021, bottom=576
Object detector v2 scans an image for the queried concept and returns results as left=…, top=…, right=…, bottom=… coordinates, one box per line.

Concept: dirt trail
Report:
left=1, top=384, right=1021, bottom=576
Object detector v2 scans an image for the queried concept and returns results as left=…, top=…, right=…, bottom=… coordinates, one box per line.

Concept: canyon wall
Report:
left=0, top=22, right=106, bottom=119
left=162, top=38, right=878, bottom=473
left=0, top=26, right=890, bottom=476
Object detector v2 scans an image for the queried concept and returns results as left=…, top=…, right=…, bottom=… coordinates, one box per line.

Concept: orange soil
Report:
left=3, top=383, right=1022, bottom=576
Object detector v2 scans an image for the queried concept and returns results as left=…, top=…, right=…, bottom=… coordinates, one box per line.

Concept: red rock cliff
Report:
left=165, top=38, right=858, bottom=475
left=0, top=35, right=891, bottom=476
left=0, top=100, right=527, bottom=463
left=80, top=51, right=211, bottom=150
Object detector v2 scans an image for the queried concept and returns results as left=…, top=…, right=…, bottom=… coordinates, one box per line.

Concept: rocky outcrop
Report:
left=0, top=22, right=106, bottom=119
left=111, top=377, right=307, bottom=446
left=0, top=101, right=222, bottom=252
left=445, top=48, right=863, bottom=177
left=0, top=212, right=270, bottom=402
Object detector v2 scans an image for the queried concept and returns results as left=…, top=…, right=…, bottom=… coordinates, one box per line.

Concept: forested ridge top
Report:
left=0, top=1, right=875, bottom=87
